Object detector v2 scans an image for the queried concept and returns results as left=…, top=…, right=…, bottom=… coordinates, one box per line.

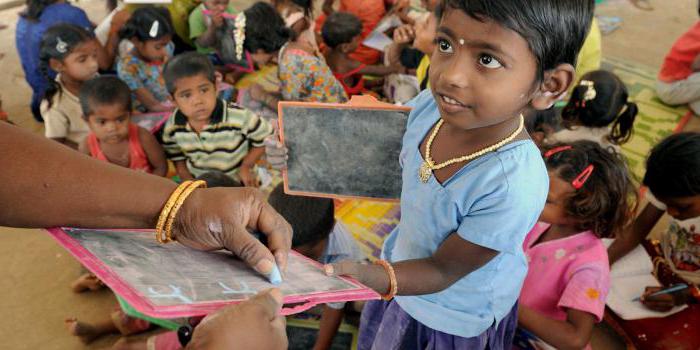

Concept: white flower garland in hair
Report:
left=234, top=13, right=246, bottom=61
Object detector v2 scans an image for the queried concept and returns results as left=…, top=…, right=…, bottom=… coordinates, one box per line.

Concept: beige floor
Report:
left=1, top=0, right=699, bottom=349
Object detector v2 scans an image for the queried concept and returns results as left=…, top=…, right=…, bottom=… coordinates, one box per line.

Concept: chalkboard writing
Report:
left=48, top=228, right=377, bottom=318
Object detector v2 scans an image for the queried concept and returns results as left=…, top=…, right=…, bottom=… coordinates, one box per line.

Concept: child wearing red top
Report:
left=656, top=15, right=700, bottom=114
left=78, top=76, right=168, bottom=177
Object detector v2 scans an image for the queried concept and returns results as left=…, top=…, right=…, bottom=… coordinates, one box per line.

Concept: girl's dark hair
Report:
left=20, top=0, right=58, bottom=21
left=243, top=2, right=293, bottom=54
left=322, top=12, right=363, bottom=49
left=543, top=141, right=636, bottom=238
left=440, top=0, right=594, bottom=81
left=39, top=23, right=95, bottom=109
left=79, top=76, right=132, bottom=118
left=268, top=185, right=335, bottom=248
left=562, top=70, right=638, bottom=145
left=643, top=132, right=700, bottom=198
left=119, top=6, right=174, bottom=42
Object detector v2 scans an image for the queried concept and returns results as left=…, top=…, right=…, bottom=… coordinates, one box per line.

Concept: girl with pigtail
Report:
left=39, top=24, right=100, bottom=149
left=547, top=70, right=639, bottom=153
left=116, top=6, right=175, bottom=113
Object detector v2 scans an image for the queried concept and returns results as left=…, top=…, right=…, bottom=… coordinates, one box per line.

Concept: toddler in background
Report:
left=655, top=6, right=700, bottom=114
left=606, top=133, right=700, bottom=349
left=322, top=12, right=404, bottom=97
left=188, top=0, right=237, bottom=56
left=117, top=6, right=175, bottom=113
left=78, top=76, right=168, bottom=176
left=268, top=185, right=365, bottom=350
left=39, top=24, right=99, bottom=149
left=515, top=141, right=636, bottom=350
left=162, top=52, right=272, bottom=186
left=548, top=70, right=638, bottom=152
left=319, top=0, right=386, bottom=65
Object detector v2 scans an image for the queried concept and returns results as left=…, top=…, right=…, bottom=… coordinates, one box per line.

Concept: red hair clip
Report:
left=544, top=145, right=595, bottom=190
left=572, top=165, right=595, bottom=190
left=544, top=145, right=573, bottom=158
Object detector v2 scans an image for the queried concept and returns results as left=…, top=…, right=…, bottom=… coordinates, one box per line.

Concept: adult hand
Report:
left=187, top=289, right=287, bottom=350
left=173, top=187, right=292, bottom=278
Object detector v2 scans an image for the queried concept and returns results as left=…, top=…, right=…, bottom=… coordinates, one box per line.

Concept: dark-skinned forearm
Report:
left=518, top=306, right=593, bottom=350
left=0, top=123, right=176, bottom=229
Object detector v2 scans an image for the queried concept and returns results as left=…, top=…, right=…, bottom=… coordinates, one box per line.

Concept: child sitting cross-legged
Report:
left=161, top=52, right=273, bottom=187
left=322, top=12, right=405, bottom=97
left=267, top=185, right=366, bottom=350
left=78, top=76, right=168, bottom=176
left=515, top=141, right=636, bottom=350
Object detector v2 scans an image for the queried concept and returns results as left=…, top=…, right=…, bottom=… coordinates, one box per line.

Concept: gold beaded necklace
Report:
left=419, top=115, right=525, bottom=183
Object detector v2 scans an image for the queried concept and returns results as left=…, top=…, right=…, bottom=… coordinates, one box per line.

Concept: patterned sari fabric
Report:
left=278, top=48, right=347, bottom=103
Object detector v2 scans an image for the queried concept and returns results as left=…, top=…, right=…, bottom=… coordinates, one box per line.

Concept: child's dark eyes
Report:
left=478, top=54, right=503, bottom=69
left=436, top=38, right=453, bottom=54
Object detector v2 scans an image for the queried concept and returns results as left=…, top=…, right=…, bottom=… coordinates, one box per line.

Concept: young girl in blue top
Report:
left=320, top=1, right=595, bottom=348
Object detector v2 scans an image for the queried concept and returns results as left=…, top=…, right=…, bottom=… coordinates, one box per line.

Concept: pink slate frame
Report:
left=46, top=227, right=379, bottom=319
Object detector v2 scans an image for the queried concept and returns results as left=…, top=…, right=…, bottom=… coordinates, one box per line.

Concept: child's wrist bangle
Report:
left=690, top=285, right=700, bottom=303
left=155, top=180, right=207, bottom=243
left=374, top=259, right=398, bottom=300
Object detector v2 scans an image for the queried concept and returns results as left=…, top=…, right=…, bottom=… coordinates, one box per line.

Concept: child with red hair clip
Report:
left=515, top=141, right=636, bottom=350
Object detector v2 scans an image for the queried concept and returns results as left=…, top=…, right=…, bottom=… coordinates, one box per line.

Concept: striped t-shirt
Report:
left=162, top=99, right=273, bottom=179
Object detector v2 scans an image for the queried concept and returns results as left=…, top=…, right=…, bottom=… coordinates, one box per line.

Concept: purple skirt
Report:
left=358, top=299, right=518, bottom=350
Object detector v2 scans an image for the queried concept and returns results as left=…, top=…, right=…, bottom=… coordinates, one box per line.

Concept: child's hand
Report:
left=189, top=289, right=287, bottom=349
left=393, top=24, right=415, bottom=45
left=249, top=84, right=267, bottom=101
left=239, top=165, right=260, bottom=187
left=640, top=286, right=682, bottom=312
left=264, top=135, right=288, bottom=170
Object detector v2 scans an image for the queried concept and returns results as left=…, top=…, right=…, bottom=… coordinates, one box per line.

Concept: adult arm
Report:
left=608, top=203, right=664, bottom=265
left=0, top=123, right=292, bottom=275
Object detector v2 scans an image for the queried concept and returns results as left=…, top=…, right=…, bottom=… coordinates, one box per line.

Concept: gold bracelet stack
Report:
left=374, top=259, right=398, bottom=300
left=155, top=180, right=207, bottom=243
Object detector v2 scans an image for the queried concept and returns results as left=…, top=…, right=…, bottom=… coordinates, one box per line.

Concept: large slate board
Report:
left=280, top=103, right=409, bottom=200
left=47, top=228, right=377, bottom=318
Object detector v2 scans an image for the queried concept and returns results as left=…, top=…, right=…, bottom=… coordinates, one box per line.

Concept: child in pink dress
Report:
left=516, top=141, right=637, bottom=350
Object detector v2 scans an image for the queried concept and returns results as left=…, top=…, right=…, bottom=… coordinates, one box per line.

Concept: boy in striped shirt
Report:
left=162, top=52, right=272, bottom=186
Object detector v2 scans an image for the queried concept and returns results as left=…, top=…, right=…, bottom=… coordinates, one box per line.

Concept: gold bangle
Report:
left=162, top=180, right=207, bottom=243
left=155, top=181, right=193, bottom=243
left=374, top=259, right=398, bottom=300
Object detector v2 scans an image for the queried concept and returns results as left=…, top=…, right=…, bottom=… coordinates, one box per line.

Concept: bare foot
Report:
left=65, top=318, right=101, bottom=344
left=71, top=273, right=105, bottom=293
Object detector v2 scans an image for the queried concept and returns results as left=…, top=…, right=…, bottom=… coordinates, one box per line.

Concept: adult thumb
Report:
left=222, top=225, right=283, bottom=285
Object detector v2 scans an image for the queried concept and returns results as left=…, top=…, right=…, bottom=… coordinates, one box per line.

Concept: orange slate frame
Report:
left=277, top=95, right=412, bottom=201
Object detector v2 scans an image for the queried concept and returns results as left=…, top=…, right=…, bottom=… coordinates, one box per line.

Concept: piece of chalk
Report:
left=269, top=264, right=282, bottom=285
